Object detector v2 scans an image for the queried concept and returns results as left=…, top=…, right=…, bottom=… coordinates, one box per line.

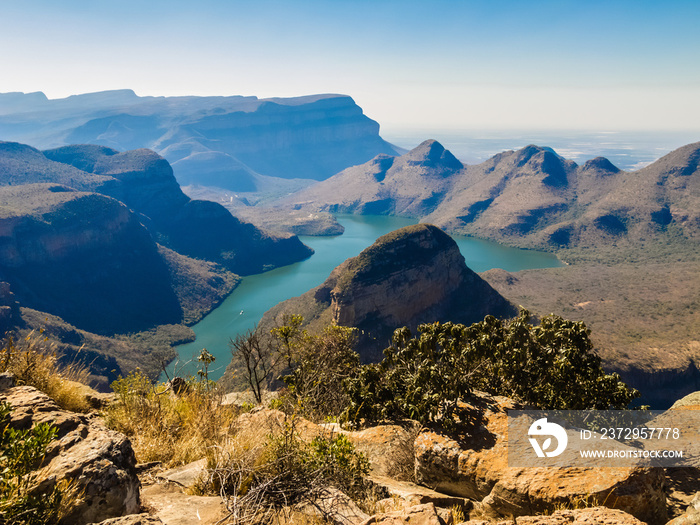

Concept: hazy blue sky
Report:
left=1, top=0, right=699, bottom=131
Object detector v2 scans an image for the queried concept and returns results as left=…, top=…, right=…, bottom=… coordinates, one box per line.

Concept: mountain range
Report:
left=284, top=139, right=700, bottom=251
left=0, top=141, right=315, bottom=387
left=0, top=90, right=401, bottom=191
left=0, top=142, right=312, bottom=276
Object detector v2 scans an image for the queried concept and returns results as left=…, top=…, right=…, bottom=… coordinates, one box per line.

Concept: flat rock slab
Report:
left=460, top=506, right=645, bottom=524
left=91, top=514, right=164, bottom=524
left=360, top=502, right=449, bottom=525
left=141, top=482, right=228, bottom=525
left=371, top=475, right=469, bottom=510
left=156, top=458, right=207, bottom=488
left=296, top=487, right=370, bottom=525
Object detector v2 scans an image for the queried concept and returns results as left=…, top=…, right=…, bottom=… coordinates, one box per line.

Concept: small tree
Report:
left=229, top=328, right=281, bottom=404
left=230, top=315, right=360, bottom=419
left=279, top=324, right=359, bottom=420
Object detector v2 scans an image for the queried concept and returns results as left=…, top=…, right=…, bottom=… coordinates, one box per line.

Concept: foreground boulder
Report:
left=0, top=385, right=140, bottom=524
left=360, top=502, right=451, bottom=525
left=459, top=506, right=645, bottom=525
left=414, top=393, right=667, bottom=525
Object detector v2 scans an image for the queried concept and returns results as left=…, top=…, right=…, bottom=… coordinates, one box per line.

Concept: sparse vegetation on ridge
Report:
left=197, top=417, right=371, bottom=523
left=104, top=369, right=237, bottom=467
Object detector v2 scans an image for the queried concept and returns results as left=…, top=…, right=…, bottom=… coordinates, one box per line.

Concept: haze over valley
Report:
left=0, top=88, right=697, bottom=408
left=3, top=1, right=700, bottom=522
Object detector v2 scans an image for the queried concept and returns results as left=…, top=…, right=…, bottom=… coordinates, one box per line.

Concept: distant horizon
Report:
left=2, top=87, right=699, bottom=172
left=4, top=88, right=700, bottom=136
left=1, top=0, right=699, bottom=131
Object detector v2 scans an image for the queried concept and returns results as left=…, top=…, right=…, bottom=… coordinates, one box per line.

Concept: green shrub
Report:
left=230, top=315, right=360, bottom=421
left=342, top=310, right=640, bottom=429
left=276, top=322, right=359, bottom=421
left=0, top=402, right=67, bottom=524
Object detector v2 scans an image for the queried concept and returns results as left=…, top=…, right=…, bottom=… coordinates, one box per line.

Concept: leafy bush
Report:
left=274, top=319, right=359, bottom=421
left=342, top=310, right=640, bottom=428
left=0, top=402, right=68, bottom=524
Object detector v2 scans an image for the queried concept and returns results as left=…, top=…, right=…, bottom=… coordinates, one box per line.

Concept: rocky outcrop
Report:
left=460, top=506, right=645, bottom=525
left=0, top=384, right=139, bottom=524
left=413, top=392, right=667, bottom=525
left=261, top=224, right=516, bottom=361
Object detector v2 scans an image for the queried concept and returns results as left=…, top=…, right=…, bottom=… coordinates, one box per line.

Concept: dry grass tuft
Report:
left=103, top=370, right=239, bottom=467
left=0, top=332, right=92, bottom=413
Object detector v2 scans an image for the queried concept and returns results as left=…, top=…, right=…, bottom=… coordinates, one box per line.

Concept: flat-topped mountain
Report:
left=2, top=142, right=313, bottom=275
left=286, top=140, right=700, bottom=251
left=0, top=90, right=401, bottom=190
left=0, top=182, right=238, bottom=339
left=260, top=223, right=516, bottom=361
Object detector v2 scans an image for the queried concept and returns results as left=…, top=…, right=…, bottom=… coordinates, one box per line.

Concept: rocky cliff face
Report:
left=158, top=96, right=399, bottom=183
left=0, top=90, right=401, bottom=188
left=0, top=184, right=183, bottom=334
left=43, top=144, right=313, bottom=275
left=327, top=224, right=512, bottom=333
left=261, top=224, right=516, bottom=361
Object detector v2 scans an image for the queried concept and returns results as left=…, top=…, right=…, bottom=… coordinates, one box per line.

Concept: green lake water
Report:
left=167, top=215, right=562, bottom=380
